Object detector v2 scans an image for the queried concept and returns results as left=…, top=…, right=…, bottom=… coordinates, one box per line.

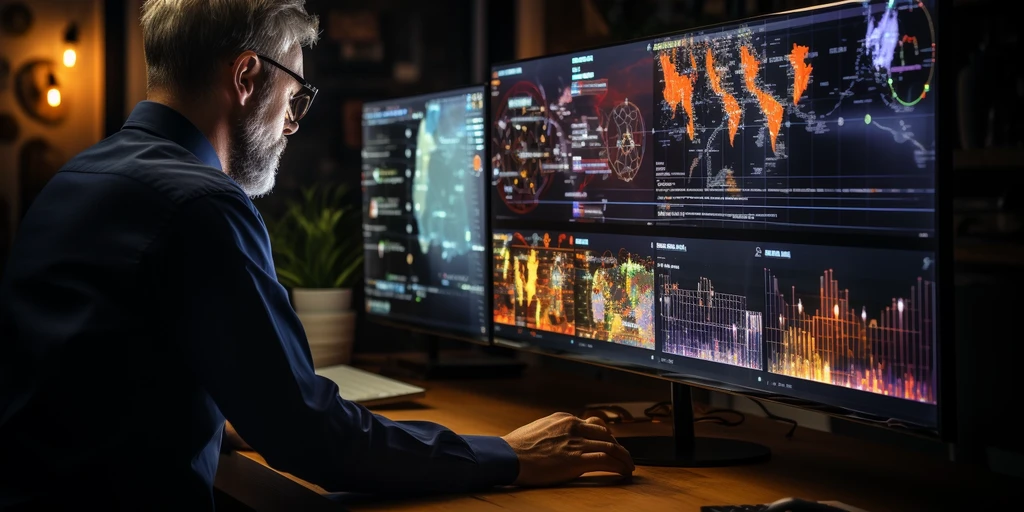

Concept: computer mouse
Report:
left=763, top=497, right=848, bottom=512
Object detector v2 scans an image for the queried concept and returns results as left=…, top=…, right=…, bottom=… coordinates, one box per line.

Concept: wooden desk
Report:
left=215, top=368, right=1017, bottom=511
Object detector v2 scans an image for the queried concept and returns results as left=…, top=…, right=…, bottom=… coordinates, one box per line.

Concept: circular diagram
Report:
left=871, top=0, right=935, bottom=107
left=492, top=81, right=569, bottom=215
left=604, top=99, right=645, bottom=183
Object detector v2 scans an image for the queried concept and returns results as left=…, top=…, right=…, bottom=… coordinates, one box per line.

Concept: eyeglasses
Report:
left=255, top=53, right=318, bottom=122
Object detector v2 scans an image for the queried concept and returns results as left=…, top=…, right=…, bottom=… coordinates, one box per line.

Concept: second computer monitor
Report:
left=361, top=86, right=490, bottom=343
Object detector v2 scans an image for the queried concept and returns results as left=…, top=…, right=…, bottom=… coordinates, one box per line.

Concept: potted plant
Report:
left=267, top=184, right=364, bottom=367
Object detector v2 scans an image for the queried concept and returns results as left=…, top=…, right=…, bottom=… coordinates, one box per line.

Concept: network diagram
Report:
left=490, top=0, right=936, bottom=235
left=490, top=46, right=654, bottom=222
left=652, top=0, right=936, bottom=234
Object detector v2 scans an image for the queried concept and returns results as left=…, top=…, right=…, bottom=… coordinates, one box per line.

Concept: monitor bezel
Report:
left=933, top=0, right=955, bottom=445
left=487, top=0, right=952, bottom=441
left=361, top=83, right=494, bottom=348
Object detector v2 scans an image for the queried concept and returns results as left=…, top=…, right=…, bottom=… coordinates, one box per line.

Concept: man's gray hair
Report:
left=140, top=0, right=319, bottom=96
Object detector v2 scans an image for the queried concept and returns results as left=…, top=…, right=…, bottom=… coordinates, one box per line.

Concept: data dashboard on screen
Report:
left=492, top=230, right=938, bottom=427
left=361, top=86, right=490, bottom=342
left=490, top=0, right=936, bottom=238
left=491, top=0, right=940, bottom=428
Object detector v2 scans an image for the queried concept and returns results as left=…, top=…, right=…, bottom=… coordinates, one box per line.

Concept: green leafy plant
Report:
left=267, top=184, right=364, bottom=289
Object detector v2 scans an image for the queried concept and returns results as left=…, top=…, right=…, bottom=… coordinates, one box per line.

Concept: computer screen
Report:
left=361, top=86, right=490, bottom=343
left=490, top=0, right=935, bottom=239
left=491, top=0, right=940, bottom=431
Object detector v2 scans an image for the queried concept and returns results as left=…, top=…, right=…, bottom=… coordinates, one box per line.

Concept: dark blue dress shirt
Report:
left=0, top=101, right=519, bottom=510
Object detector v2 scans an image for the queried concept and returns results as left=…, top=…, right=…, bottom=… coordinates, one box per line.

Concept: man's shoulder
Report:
left=63, top=128, right=244, bottom=207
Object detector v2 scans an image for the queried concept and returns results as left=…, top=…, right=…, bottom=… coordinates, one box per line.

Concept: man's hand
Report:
left=501, top=412, right=635, bottom=486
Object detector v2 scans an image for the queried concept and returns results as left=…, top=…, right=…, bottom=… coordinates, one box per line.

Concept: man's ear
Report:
left=231, top=51, right=261, bottom=108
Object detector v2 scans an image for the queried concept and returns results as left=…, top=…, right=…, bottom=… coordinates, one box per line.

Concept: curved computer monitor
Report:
left=489, top=0, right=949, bottom=444
left=361, top=85, right=492, bottom=345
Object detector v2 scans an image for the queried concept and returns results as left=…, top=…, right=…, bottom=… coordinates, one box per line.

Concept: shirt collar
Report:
left=122, top=100, right=223, bottom=171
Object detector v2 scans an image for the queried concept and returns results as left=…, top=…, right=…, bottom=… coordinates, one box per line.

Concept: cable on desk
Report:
left=746, top=394, right=934, bottom=436
left=643, top=401, right=671, bottom=419
left=643, top=401, right=746, bottom=427
left=695, top=408, right=745, bottom=427
left=640, top=399, right=797, bottom=438
left=748, top=397, right=798, bottom=439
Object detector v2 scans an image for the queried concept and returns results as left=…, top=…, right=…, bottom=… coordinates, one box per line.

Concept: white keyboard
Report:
left=315, top=364, right=425, bottom=407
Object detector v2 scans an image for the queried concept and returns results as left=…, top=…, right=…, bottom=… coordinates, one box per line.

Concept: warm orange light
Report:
left=46, top=87, right=61, bottom=107
left=63, top=48, right=77, bottom=67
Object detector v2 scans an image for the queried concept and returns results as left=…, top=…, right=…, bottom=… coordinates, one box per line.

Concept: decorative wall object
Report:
left=62, top=21, right=78, bottom=67
left=342, top=100, right=362, bottom=149
left=0, top=2, right=32, bottom=35
left=0, top=57, right=10, bottom=90
left=15, top=59, right=67, bottom=125
left=0, top=196, right=9, bottom=281
left=328, top=10, right=382, bottom=62
left=0, top=112, right=17, bottom=143
left=18, top=138, right=64, bottom=219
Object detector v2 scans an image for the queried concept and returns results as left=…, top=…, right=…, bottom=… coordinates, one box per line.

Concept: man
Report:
left=0, top=0, right=634, bottom=509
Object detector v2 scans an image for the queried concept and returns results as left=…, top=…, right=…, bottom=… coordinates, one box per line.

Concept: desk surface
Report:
left=215, top=365, right=1017, bottom=512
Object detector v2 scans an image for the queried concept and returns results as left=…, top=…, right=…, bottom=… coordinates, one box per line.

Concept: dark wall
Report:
left=946, top=0, right=1024, bottom=467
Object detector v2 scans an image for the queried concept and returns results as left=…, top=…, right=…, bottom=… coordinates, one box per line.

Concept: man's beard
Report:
left=227, top=85, right=287, bottom=198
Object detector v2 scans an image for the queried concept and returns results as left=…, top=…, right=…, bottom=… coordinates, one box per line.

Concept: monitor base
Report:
left=616, top=382, right=771, bottom=467
left=618, top=435, right=771, bottom=467
left=390, top=351, right=527, bottom=380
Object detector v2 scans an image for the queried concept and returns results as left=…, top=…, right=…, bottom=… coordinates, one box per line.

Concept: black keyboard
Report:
left=701, top=506, right=769, bottom=512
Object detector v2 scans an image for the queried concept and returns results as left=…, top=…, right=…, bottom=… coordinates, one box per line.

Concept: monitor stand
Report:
left=616, top=382, right=771, bottom=467
left=390, top=335, right=527, bottom=380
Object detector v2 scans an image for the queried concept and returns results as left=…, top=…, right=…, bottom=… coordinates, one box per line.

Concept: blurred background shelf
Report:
left=954, top=149, right=1024, bottom=170
left=955, top=241, right=1024, bottom=266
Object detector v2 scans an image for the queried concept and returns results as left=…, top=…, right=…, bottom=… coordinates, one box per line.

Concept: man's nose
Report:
left=284, top=117, right=299, bottom=136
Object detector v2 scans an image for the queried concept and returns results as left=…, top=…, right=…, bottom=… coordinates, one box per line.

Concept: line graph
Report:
left=765, top=268, right=936, bottom=403
left=661, top=274, right=764, bottom=370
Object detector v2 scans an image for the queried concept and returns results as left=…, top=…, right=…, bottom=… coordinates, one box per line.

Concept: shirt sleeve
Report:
left=159, top=191, right=519, bottom=494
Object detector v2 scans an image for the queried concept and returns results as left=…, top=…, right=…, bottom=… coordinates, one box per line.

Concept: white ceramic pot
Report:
left=292, top=288, right=355, bottom=368
left=292, top=287, right=352, bottom=313
left=297, top=310, right=356, bottom=367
